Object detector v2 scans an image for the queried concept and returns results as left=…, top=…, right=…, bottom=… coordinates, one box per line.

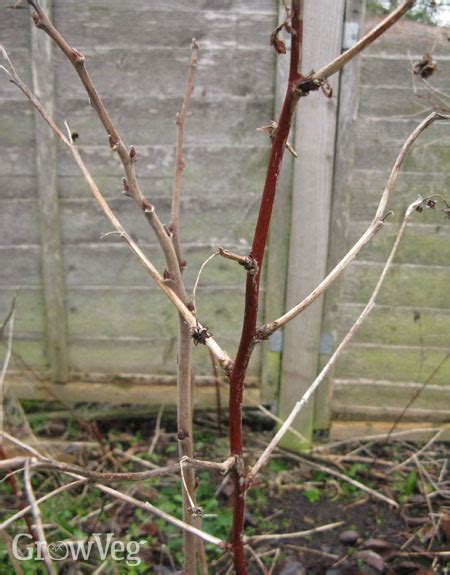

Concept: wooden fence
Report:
left=0, top=0, right=449, bottom=439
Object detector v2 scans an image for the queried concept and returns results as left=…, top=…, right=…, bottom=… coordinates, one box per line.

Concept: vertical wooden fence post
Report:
left=31, top=0, right=69, bottom=383
left=315, top=0, right=366, bottom=431
left=278, top=0, right=345, bottom=446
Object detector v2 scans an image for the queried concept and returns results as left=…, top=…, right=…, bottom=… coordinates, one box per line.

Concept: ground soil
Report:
left=1, top=409, right=448, bottom=574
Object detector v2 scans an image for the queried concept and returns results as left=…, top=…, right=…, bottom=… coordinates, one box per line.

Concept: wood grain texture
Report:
left=335, top=346, right=450, bottom=385
left=9, top=377, right=261, bottom=408
left=348, top=170, right=450, bottom=221
left=1, top=1, right=449, bottom=421
left=54, top=48, right=275, bottom=100
left=0, top=176, right=37, bottom=199
left=55, top=96, right=274, bottom=147
left=363, top=14, right=450, bottom=57
left=347, top=221, right=450, bottom=266
left=332, top=405, right=450, bottom=423
left=330, top=421, right=450, bottom=441
left=59, top=196, right=259, bottom=246
left=316, top=0, right=366, bottom=430
left=279, top=0, right=345, bottom=444
left=31, top=0, right=68, bottom=383
left=338, top=303, right=450, bottom=348
left=19, top=0, right=275, bottom=389
left=0, top=6, right=30, bottom=51
left=324, top=10, right=450, bottom=427
left=52, top=0, right=276, bottom=13
left=343, top=262, right=450, bottom=308
left=0, top=200, right=41, bottom=244
left=333, top=379, right=450, bottom=409
left=0, top=246, right=42, bottom=286
left=66, top=339, right=261, bottom=377
left=61, top=244, right=252, bottom=288
left=0, top=288, right=46, bottom=336
left=54, top=6, right=276, bottom=49
left=360, top=55, right=450, bottom=91
left=66, top=287, right=246, bottom=340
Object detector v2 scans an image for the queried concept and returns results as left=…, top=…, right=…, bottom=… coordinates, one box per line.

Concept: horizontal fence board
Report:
left=10, top=378, right=261, bottom=407
left=355, top=117, right=449, bottom=146
left=6, top=339, right=48, bottom=372
left=54, top=7, right=276, bottom=49
left=0, top=6, right=30, bottom=50
left=335, top=345, right=450, bottom=385
left=52, top=0, right=276, bottom=13
left=347, top=221, right=450, bottom=266
left=358, top=86, right=436, bottom=119
left=66, top=287, right=245, bottom=340
left=338, top=304, right=450, bottom=348
left=333, top=380, right=450, bottom=413
left=68, top=338, right=261, bottom=376
left=0, top=246, right=42, bottom=286
left=62, top=244, right=253, bottom=289
left=360, top=56, right=450, bottom=91
left=1, top=0, right=269, bottom=396
left=57, top=144, right=269, bottom=189
left=354, top=141, right=450, bottom=173
left=0, top=176, right=37, bottom=199
left=332, top=404, right=450, bottom=423
left=328, top=14, right=450, bottom=427
left=0, top=101, right=34, bottom=145
left=0, top=146, right=35, bottom=177
left=363, top=16, right=450, bottom=57
left=60, top=196, right=258, bottom=246
left=0, top=200, right=41, bottom=244
left=348, top=170, right=450, bottom=222
left=353, top=119, right=450, bottom=172
left=58, top=172, right=267, bottom=202
left=0, top=289, right=46, bottom=336
left=56, top=96, right=274, bottom=147
left=343, top=262, right=450, bottom=309
left=0, top=49, right=32, bottom=99
left=55, top=47, right=275, bottom=100
left=330, top=421, right=450, bottom=441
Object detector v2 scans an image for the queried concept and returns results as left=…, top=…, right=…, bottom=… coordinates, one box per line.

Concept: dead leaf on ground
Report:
left=354, top=550, right=385, bottom=572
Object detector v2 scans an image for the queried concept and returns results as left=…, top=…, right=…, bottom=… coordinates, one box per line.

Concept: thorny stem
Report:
left=228, top=2, right=304, bottom=572
left=227, top=1, right=418, bottom=571
left=3, top=1, right=421, bottom=572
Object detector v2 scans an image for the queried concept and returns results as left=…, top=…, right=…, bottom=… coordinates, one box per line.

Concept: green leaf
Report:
left=403, top=470, right=417, bottom=497
left=304, top=488, right=321, bottom=503
left=268, top=459, right=288, bottom=473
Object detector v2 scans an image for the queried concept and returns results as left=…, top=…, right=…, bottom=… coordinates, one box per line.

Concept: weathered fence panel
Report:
left=0, top=0, right=277, bottom=399
left=323, top=11, right=450, bottom=436
left=1, top=1, right=449, bottom=434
